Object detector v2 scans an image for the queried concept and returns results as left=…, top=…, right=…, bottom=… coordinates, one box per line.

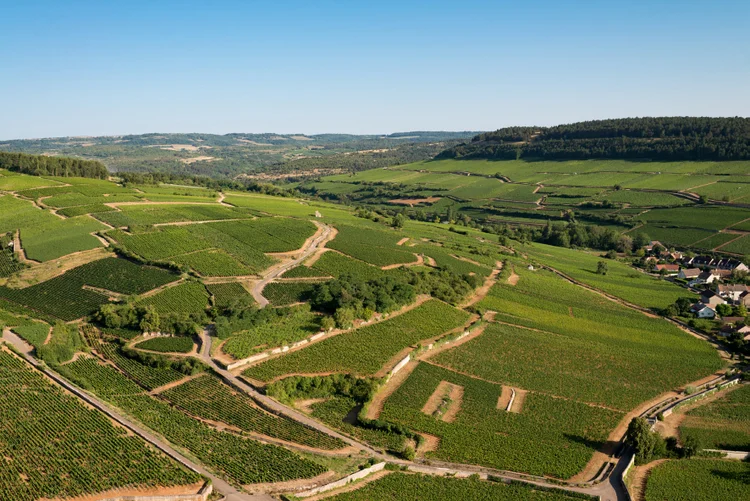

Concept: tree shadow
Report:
left=711, top=468, right=750, bottom=485
left=564, top=433, right=608, bottom=451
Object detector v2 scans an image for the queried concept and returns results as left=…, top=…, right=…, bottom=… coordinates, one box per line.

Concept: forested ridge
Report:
left=0, top=151, right=108, bottom=179
left=438, top=117, right=750, bottom=161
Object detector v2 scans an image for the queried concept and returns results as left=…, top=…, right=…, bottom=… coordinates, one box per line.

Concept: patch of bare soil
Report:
left=396, top=237, right=409, bottom=246
left=295, top=398, right=330, bottom=414
left=366, top=361, right=418, bottom=420
left=388, top=196, right=441, bottom=206
left=507, top=269, right=520, bottom=285
left=508, top=388, right=527, bottom=413
left=424, top=255, right=437, bottom=267
left=628, top=459, right=668, bottom=501
left=149, top=373, right=204, bottom=395
left=417, top=433, right=441, bottom=455
left=180, top=155, right=216, bottom=164
left=450, top=254, right=481, bottom=266
left=42, top=481, right=206, bottom=501
left=497, top=386, right=513, bottom=410
left=569, top=306, right=574, bottom=317
left=421, top=381, right=464, bottom=422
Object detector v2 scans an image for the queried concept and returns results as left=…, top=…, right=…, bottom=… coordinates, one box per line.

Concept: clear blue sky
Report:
left=2, top=1, right=748, bottom=139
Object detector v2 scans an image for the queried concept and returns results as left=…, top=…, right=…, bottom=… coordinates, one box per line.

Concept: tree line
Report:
left=438, top=117, right=750, bottom=161
left=0, top=151, right=108, bottom=178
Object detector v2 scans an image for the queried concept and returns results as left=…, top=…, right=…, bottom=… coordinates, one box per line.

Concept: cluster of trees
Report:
left=439, top=117, right=750, bottom=161
left=494, top=220, right=648, bottom=253
left=266, top=373, right=380, bottom=404
left=213, top=304, right=303, bottom=340
left=118, top=171, right=299, bottom=198
left=94, top=303, right=204, bottom=336
left=0, top=151, right=108, bottom=178
left=626, top=417, right=700, bottom=464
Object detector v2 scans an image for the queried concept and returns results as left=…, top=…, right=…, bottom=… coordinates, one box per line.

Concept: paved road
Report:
left=1, top=330, right=272, bottom=501
left=250, top=221, right=332, bottom=307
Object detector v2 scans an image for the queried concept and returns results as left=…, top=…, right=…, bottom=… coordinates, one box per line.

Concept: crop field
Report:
left=161, top=374, right=346, bottom=449
left=134, top=336, right=194, bottom=353
left=0, top=195, right=108, bottom=261
left=593, top=190, right=689, bottom=207
left=206, top=282, right=252, bottom=308
left=137, top=281, right=209, bottom=316
left=0, top=169, right=64, bottom=190
left=284, top=251, right=385, bottom=280
left=57, top=203, right=116, bottom=217
left=309, top=397, right=407, bottom=452
left=327, top=472, right=588, bottom=501
left=632, top=224, right=715, bottom=248
left=690, top=232, right=739, bottom=251
left=716, top=234, right=750, bottom=255
left=691, top=180, right=750, bottom=203
left=380, top=362, right=621, bottom=478
left=171, top=249, right=253, bottom=276
left=679, top=384, right=750, bottom=451
left=64, top=358, right=328, bottom=485
left=263, top=281, right=321, bottom=306
left=97, top=343, right=186, bottom=390
left=0, top=350, right=200, bottom=501
left=327, top=224, right=417, bottom=267
left=0, top=258, right=180, bottom=320
left=639, top=206, right=749, bottom=232
left=94, top=204, right=256, bottom=227
left=0, top=234, right=23, bottom=277
left=243, top=300, right=470, bottom=382
left=222, top=305, right=322, bottom=359
left=458, top=267, right=721, bottom=410
left=644, top=459, right=750, bottom=501
left=521, top=243, right=692, bottom=309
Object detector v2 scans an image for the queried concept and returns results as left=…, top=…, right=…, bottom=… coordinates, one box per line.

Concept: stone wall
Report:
left=296, top=463, right=386, bottom=498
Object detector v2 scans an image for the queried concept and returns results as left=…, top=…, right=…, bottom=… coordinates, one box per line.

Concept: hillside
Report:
left=438, top=117, right=750, bottom=161
left=0, top=131, right=478, bottom=179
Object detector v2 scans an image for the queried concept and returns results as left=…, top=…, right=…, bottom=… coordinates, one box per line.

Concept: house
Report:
left=688, top=256, right=716, bottom=268
left=714, top=269, right=733, bottom=279
left=645, top=240, right=664, bottom=253
left=719, top=324, right=750, bottom=338
left=655, top=264, right=679, bottom=274
left=660, top=250, right=683, bottom=261
left=718, top=284, right=750, bottom=302
left=700, top=290, right=726, bottom=307
left=715, top=258, right=749, bottom=273
left=720, top=316, right=745, bottom=326
left=740, top=291, right=750, bottom=308
left=689, top=271, right=721, bottom=287
left=691, top=303, right=716, bottom=319
left=678, top=268, right=701, bottom=280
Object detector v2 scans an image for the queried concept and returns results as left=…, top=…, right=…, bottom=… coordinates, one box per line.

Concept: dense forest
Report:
left=0, top=151, right=108, bottom=178
left=438, top=117, right=750, bottom=161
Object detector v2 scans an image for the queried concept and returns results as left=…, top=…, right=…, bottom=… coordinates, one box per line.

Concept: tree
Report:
left=320, top=316, right=336, bottom=332
left=681, top=435, right=701, bottom=459
left=391, top=213, right=405, bottom=229
left=139, top=305, right=160, bottom=333
left=632, top=232, right=651, bottom=250
left=597, top=261, right=608, bottom=275
left=334, top=307, right=355, bottom=329
left=716, top=303, right=733, bottom=317
left=625, top=417, right=664, bottom=464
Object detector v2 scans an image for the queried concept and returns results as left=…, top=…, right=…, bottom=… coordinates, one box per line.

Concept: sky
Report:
left=1, top=0, right=749, bottom=139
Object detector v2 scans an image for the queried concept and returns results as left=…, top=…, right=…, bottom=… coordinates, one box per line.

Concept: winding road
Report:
left=250, top=221, right=333, bottom=307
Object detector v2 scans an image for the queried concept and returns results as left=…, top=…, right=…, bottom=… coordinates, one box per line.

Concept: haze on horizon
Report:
left=2, top=0, right=749, bottom=140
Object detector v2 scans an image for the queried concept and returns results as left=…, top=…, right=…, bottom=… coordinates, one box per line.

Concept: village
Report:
left=639, top=241, right=750, bottom=345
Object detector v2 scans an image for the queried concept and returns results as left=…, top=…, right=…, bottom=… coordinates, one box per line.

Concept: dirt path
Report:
left=396, top=237, right=409, bottom=246
left=628, top=459, right=667, bottom=501
left=149, top=373, right=204, bottom=395
left=459, top=262, right=502, bottom=308
left=303, top=471, right=392, bottom=501
left=294, top=398, right=330, bottom=414
left=251, top=221, right=333, bottom=307
left=153, top=217, right=254, bottom=227
left=137, top=278, right=185, bottom=299
left=380, top=253, right=423, bottom=270
left=365, top=360, right=418, bottom=420
left=507, top=269, right=520, bottom=285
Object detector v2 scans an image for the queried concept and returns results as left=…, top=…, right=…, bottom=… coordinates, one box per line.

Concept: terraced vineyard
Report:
left=0, top=350, right=201, bottom=500
left=161, top=374, right=347, bottom=449
left=243, top=299, right=470, bottom=382
left=64, top=358, right=328, bottom=485
left=679, top=384, right=750, bottom=451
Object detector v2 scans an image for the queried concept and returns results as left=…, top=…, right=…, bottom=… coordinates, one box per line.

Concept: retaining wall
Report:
left=296, top=462, right=386, bottom=497
left=96, top=482, right=211, bottom=501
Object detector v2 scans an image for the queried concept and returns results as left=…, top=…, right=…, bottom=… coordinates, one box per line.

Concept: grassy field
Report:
left=243, top=300, right=470, bottom=382
left=644, top=459, right=750, bottom=501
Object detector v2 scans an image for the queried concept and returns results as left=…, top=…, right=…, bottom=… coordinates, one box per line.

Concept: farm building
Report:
left=691, top=303, right=716, bottom=319
left=718, top=284, right=750, bottom=302
left=678, top=268, right=701, bottom=280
